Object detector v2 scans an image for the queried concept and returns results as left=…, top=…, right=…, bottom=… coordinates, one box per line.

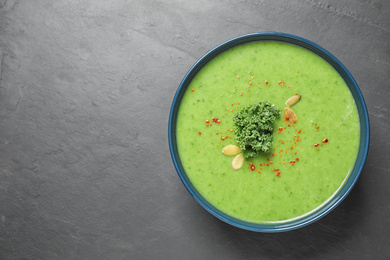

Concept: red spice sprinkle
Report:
left=271, top=153, right=274, bottom=157
left=322, top=138, right=329, bottom=143
left=290, top=160, right=296, bottom=165
left=266, top=164, right=270, bottom=166
left=249, top=164, right=256, bottom=171
left=298, top=129, right=302, bottom=134
left=276, top=172, right=281, bottom=177
left=272, top=168, right=280, bottom=171
left=191, top=89, right=194, bottom=92
left=260, top=164, right=263, bottom=167
left=197, top=151, right=200, bottom=153
left=314, top=143, right=319, bottom=147
left=240, top=92, right=243, bottom=96
left=267, top=158, right=270, bottom=161
left=221, top=136, right=226, bottom=140
left=217, top=120, right=221, bottom=124
left=216, top=132, right=219, bottom=135
left=265, top=80, right=268, bottom=84
left=295, top=157, right=299, bottom=161
left=316, top=126, right=320, bottom=131
left=198, top=132, right=202, bottom=135
left=210, top=123, right=213, bottom=126
left=205, top=120, right=209, bottom=124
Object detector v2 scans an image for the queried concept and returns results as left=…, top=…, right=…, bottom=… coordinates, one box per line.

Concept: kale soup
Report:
left=173, top=38, right=361, bottom=226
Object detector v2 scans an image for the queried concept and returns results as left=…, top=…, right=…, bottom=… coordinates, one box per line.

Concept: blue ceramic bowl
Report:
left=168, top=32, right=369, bottom=232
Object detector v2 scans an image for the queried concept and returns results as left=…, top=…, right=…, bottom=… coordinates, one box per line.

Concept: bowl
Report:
left=168, top=32, right=369, bottom=232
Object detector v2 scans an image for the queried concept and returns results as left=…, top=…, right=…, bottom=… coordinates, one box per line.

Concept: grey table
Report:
left=0, top=0, right=389, bottom=259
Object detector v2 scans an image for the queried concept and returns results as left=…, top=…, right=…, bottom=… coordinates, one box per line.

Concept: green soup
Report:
left=176, top=41, right=360, bottom=223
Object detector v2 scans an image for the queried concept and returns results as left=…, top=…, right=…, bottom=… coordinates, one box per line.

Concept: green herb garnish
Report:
left=233, top=101, right=280, bottom=158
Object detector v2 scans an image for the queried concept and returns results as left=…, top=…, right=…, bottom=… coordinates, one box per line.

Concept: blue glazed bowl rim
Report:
left=168, top=32, right=370, bottom=232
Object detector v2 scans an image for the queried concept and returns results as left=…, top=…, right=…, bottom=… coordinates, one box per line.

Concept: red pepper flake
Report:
left=322, top=138, right=329, bottom=143
left=205, top=120, right=209, bottom=124
left=237, top=76, right=240, bottom=78
left=197, top=151, right=200, bottom=153
left=267, top=158, right=270, bottom=161
left=266, top=163, right=270, bottom=166
left=316, top=126, right=320, bottom=131
left=276, top=172, right=281, bottom=177
left=296, top=157, right=299, bottom=161
left=249, top=163, right=256, bottom=171
left=240, top=92, right=243, bottom=96
left=298, top=129, right=302, bottom=134
left=260, top=164, right=263, bottom=167
left=198, top=132, right=202, bottom=135
left=217, top=120, right=221, bottom=124
left=290, top=160, right=296, bottom=165
left=272, top=168, right=280, bottom=171
left=271, top=153, right=274, bottom=157
left=221, top=136, right=226, bottom=140
left=191, top=89, right=194, bottom=92
left=216, top=132, right=219, bottom=135
left=314, top=143, right=319, bottom=147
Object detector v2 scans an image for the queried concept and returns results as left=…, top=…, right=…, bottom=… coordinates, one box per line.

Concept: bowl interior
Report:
left=168, top=32, right=369, bottom=232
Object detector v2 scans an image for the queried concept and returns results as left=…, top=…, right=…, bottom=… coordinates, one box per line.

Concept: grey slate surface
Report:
left=0, top=0, right=389, bottom=259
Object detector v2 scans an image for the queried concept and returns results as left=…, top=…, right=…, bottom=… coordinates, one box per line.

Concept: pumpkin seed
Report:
left=285, top=94, right=301, bottom=107
left=284, top=107, right=298, bottom=124
left=232, top=154, right=244, bottom=170
left=222, top=144, right=241, bottom=156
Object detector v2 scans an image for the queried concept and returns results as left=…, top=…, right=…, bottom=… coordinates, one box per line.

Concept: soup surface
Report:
left=176, top=41, right=360, bottom=223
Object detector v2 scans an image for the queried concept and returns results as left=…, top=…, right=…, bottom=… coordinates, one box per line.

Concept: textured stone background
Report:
left=0, top=0, right=389, bottom=259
